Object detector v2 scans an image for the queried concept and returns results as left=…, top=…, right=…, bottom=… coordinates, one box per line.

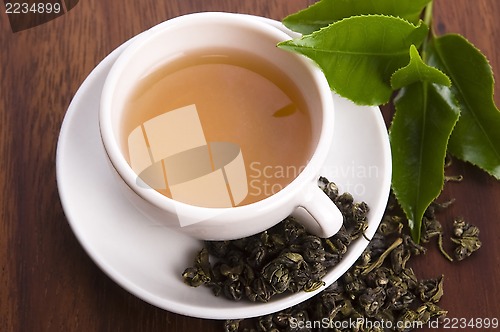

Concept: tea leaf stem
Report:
left=437, top=234, right=454, bottom=262
left=421, top=1, right=434, bottom=63
left=361, top=237, right=403, bottom=275
left=423, top=1, right=433, bottom=32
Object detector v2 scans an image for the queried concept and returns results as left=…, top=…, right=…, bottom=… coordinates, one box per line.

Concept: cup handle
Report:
left=291, top=183, right=343, bottom=238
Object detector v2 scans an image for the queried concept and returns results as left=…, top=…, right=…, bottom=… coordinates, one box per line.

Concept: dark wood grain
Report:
left=1, top=1, right=499, bottom=331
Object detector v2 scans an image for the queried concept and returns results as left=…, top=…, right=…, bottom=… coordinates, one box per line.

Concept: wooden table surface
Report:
left=1, top=1, right=499, bottom=331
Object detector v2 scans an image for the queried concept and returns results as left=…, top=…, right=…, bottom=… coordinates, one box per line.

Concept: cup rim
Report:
left=99, top=12, right=334, bottom=215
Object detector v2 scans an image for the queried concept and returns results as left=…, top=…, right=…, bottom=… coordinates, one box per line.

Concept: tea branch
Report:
left=279, top=0, right=500, bottom=243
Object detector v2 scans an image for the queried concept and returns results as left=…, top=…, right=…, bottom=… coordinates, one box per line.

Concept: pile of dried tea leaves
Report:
left=182, top=176, right=481, bottom=331
left=223, top=196, right=447, bottom=332
left=222, top=193, right=481, bottom=332
left=182, top=177, right=370, bottom=302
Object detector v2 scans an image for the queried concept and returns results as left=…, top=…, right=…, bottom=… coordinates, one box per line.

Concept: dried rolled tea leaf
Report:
left=419, top=199, right=466, bottom=262
left=182, top=248, right=212, bottom=287
left=223, top=319, right=241, bottom=332
left=421, top=215, right=443, bottom=243
left=390, top=242, right=408, bottom=274
left=402, top=234, right=427, bottom=256
left=246, top=277, right=273, bottom=303
left=400, top=267, right=419, bottom=291
left=344, top=270, right=367, bottom=295
left=223, top=278, right=244, bottom=301
left=451, top=217, right=482, bottom=261
left=378, top=215, right=404, bottom=236
left=182, top=267, right=208, bottom=288
left=417, top=275, right=444, bottom=303
left=386, top=284, right=416, bottom=311
left=358, top=286, right=386, bottom=317
left=303, top=280, right=325, bottom=293
left=364, top=267, right=390, bottom=288
left=261, top=255, right=295, bottom=294
left=319, top=175, right=339, bottom=200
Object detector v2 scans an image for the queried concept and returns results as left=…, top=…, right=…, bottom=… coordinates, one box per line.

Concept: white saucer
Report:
left=56, top=17, right=391, bottom=320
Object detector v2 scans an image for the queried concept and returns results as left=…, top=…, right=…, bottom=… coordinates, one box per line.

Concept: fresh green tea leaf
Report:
left=391, top=45, right=450, bottom=89
left=390, top=82, right=460, bottom=242
left=427, top=34, right=500, bottom=179
left=278, top=15, right=428, bottom=105
left=282, top=0, right=431, bottom=35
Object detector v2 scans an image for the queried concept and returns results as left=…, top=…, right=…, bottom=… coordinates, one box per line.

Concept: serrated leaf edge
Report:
left=432, top=34, right=500, bottom=179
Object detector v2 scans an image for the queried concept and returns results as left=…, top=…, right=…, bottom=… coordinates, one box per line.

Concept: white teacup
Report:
left=99, top=12, right=343, bottom=240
